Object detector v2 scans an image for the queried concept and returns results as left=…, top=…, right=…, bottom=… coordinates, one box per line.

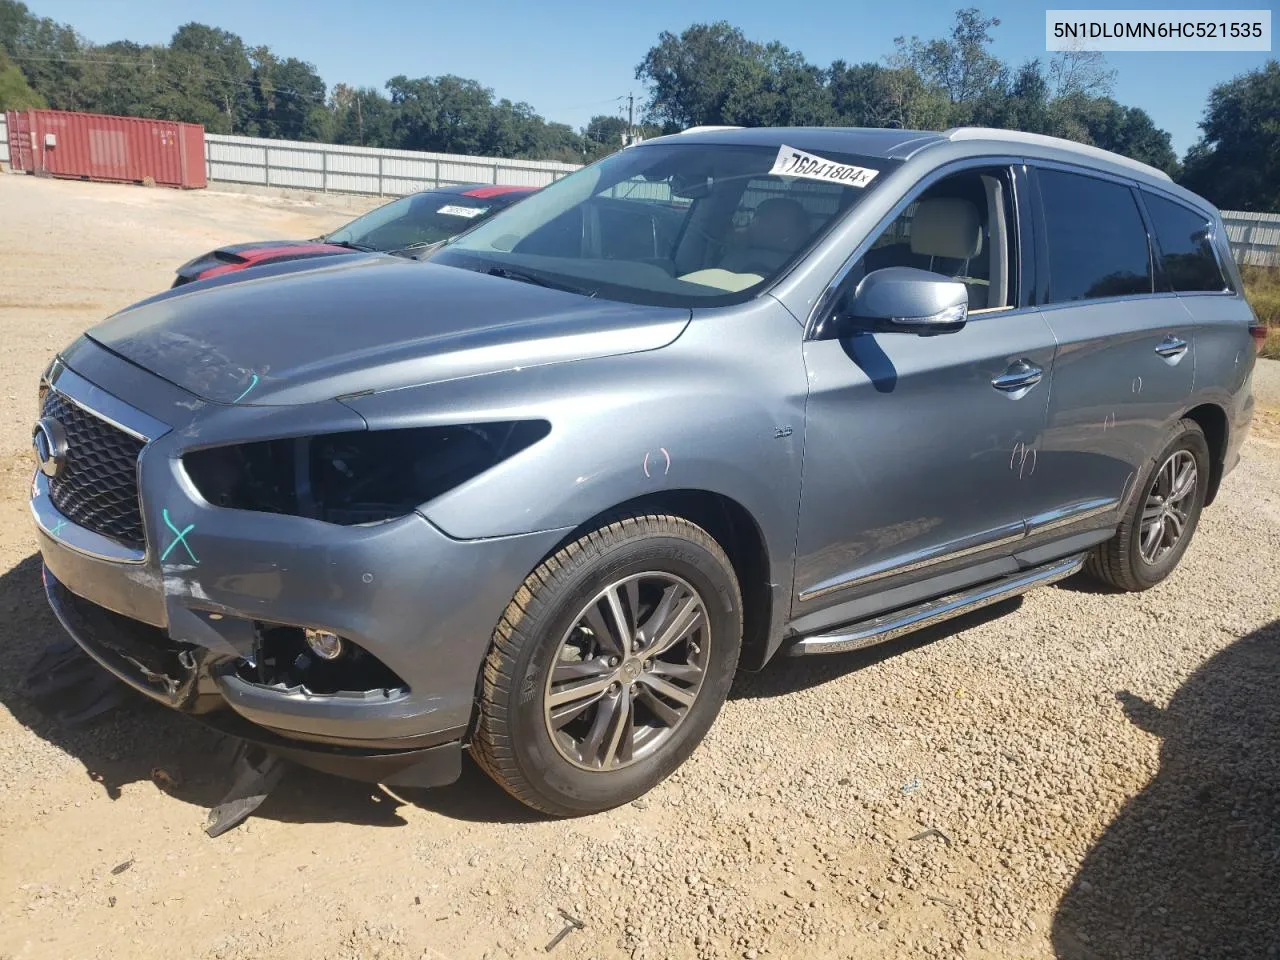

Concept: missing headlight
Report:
left=184, top=421, right=549, bottom=525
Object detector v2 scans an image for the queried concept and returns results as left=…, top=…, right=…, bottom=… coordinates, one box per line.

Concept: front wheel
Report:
left=472, top=513, right=742, bottom=816
left=1085, top=418, right=1210, bottom=592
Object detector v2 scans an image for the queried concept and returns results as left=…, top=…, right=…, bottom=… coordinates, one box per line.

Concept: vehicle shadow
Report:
left=1053, top=570, right=1121, bottom=595
left=731, top=597, right=1023, bottom=700
left=1052, top=616, right=1280, bottom=959
left=0, top=552, right=535, bottom=829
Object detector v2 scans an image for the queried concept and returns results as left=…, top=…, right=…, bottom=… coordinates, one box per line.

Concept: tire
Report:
left=1085, top=418, right=1211, bottom=592
left=472, top=513, right=742, bottom=816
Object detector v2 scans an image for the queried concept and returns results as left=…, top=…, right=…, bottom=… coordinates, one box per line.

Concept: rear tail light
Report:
left=1250, top=322, right=1268, bottom=354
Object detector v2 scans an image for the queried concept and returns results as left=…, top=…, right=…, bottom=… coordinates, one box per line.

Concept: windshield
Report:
left=432, top=142, right=897, bottom=307
left=327, top=193, right=501, bottom=251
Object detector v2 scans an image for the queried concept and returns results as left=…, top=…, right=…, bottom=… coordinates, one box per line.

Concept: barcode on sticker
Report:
left=437, top=204, right=485, bottom=218
left=768, top=145, right=879, bottom=188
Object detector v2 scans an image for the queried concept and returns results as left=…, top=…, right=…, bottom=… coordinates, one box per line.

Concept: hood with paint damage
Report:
left=87, top=256, right=691, bottom=406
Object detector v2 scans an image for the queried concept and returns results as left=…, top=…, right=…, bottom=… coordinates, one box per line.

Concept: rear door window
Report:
left=1038, top=169, right=1153, bottom=303
left=1143, top=192, right=1227, bottom=292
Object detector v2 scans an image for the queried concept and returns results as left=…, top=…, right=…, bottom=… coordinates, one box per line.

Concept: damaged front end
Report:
left=43, top=565, right=462, bottom=788
left=29, top=342, right=573, bottom=833
left=44, top=567, right=214, bottom=711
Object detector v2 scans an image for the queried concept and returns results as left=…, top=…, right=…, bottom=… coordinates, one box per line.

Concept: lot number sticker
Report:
left=437, top=204, right=486, bottom=218
left=769, top=145, right=879, bottom=187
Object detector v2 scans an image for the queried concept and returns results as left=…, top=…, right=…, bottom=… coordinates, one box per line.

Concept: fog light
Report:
left=303, top=628, right=344, bottom=661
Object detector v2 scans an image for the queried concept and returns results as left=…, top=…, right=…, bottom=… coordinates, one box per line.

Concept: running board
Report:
left=786, top=554, right=1085, bottom=657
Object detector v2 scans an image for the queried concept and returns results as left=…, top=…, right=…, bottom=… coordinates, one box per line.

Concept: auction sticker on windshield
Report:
left=438, top=204, right=487, bottom=218
left=769, top=145, right=879, bottom=187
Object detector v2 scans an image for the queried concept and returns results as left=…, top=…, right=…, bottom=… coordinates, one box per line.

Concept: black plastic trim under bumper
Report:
left=191, top=709, right=463, bottom=787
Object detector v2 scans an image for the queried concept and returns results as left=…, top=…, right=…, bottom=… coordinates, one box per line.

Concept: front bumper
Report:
left=41, top=566, right=461, bottom=786
left=32, top=344, right=568, bottom=780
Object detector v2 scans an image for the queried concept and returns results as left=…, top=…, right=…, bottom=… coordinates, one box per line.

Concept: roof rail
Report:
left=943, top=127, right=1173, bottom=182
left=678, top=125, right=744, bottom=135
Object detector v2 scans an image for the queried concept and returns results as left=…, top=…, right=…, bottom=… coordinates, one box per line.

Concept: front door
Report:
left=792, top=164, right=1056, bottom=626
left=794, top=312, right=1057, bottom=621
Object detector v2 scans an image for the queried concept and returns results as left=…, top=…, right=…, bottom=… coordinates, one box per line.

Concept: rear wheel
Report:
left=472, top=513, right=742, bottom=816
left=1085, top=419, right=1210, bottom=591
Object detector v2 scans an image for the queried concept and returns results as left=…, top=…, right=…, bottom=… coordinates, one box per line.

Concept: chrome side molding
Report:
left=798, top=522, right=1027, bottom=602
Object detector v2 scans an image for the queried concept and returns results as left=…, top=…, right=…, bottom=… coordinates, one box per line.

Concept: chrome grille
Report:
left=41, top=389, right=146, bottom=547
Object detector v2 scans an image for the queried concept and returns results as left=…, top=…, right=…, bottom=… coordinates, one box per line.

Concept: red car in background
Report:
left=172, top=183, right=537, bottom=287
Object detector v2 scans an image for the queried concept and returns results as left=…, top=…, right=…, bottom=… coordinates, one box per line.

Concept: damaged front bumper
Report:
left=31, top=343, right=567, bottom=787
left=41, top=566, right=462, bottom=786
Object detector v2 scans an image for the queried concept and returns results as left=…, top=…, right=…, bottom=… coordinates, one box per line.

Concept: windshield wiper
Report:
left=326, top=239, right=374, bottom=252
left=484, top=266, right=594, bottom=296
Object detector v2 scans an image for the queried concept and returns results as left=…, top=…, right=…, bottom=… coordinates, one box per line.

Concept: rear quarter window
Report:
left=1143, top=192, right=1228, bottom=293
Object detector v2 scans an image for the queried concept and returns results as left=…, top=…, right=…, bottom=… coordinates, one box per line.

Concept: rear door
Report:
left=1139, top=188, right=1253, bottom=407
left=1027, top=165, right=1195, bottom=535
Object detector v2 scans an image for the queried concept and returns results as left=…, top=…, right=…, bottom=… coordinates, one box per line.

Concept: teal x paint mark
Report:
left=50, top=519, right=68, bottom=537
left=160, top=508, right=198, bottom=564
left=233, top=373, right=259, bottom=403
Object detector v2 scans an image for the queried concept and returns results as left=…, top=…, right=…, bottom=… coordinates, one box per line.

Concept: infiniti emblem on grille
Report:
left=32, top=417, right=68, bottom=478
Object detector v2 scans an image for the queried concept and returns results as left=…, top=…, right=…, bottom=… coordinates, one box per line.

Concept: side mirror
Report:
left=833, top=267, right=969, bottom=336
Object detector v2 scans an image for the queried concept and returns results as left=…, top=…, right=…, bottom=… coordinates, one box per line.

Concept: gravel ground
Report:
left=0, top=173, right=1277, bottom=960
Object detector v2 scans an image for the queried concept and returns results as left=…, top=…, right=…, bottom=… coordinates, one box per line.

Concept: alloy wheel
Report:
left=543, top=572, right=710, bottom=771
left=1139, top=449, right=1198, bottom=565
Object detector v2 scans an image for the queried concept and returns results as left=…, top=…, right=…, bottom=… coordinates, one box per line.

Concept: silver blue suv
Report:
left=32, top=126, right=1260, bottom=815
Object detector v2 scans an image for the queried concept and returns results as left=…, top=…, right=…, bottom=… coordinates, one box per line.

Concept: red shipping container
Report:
left=5, top=109, right=205, bottom=189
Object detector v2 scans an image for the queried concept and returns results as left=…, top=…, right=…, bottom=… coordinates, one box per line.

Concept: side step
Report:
left=786, top=554, right=1085, bottom=657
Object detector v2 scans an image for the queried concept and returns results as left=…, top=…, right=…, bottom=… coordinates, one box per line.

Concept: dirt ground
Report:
left=0, top=173, right=1278, bottom=960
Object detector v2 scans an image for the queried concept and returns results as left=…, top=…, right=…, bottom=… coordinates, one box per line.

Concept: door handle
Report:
left=1155, top=336, right=1188, bottom=359
left=991, top=361, right=1044, bottom=393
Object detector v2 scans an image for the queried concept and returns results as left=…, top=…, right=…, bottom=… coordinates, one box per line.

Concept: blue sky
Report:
left=26, top=0, right=1276, bottom=156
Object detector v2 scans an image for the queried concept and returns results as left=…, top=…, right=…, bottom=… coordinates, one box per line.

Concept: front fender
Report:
left=340, top=300, right=810, bottom=594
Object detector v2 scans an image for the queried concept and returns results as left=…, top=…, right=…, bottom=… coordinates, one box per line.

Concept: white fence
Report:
left=203, top=133, right=1280, bottom=267
left=205, top=134, right=1280, bottom=267
left=204, top=133, right=580, bottom=195
left=5, top=116, right=1280, bottom=267
left=1221, top=210, right=1280, bottom=268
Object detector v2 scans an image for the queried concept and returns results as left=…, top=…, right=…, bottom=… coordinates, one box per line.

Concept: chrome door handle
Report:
left=1155, top=336, right=1188, bottom=359
left=991, top=361, right=1044, bottom=392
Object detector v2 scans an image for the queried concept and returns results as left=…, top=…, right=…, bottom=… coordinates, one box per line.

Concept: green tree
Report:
left=1179, top=59, right=1280, bottom=211
left=752, top=45, right=833, bottom=126
left=329, top=83, right=395, bottom=146
left=1048, top=48, right=1116, bottom=98
left=388, top=74, right=495, bottom=154
left=0, top=0, right=91, bottom=110
left=0, top=47, right=44, bottom=109
left=1007, top=59, right=1051, bottom=132
left=248, top=47, right=328, bottom=140
left=635, top=21, right=769, bottom=129
left=77, top=41, right=168, bottom=119
left=0, top=0, right=31, bottom=52
left=893, top=8, right=1006, bottom=107
left=583, top=113, right=628, bottom=158
left=167, top=22, right=253, bottom=133
left=1050, top=94, right=1179, bottom=175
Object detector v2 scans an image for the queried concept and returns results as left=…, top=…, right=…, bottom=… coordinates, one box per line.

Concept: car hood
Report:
left=88, top=256, right=691, bottom=406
